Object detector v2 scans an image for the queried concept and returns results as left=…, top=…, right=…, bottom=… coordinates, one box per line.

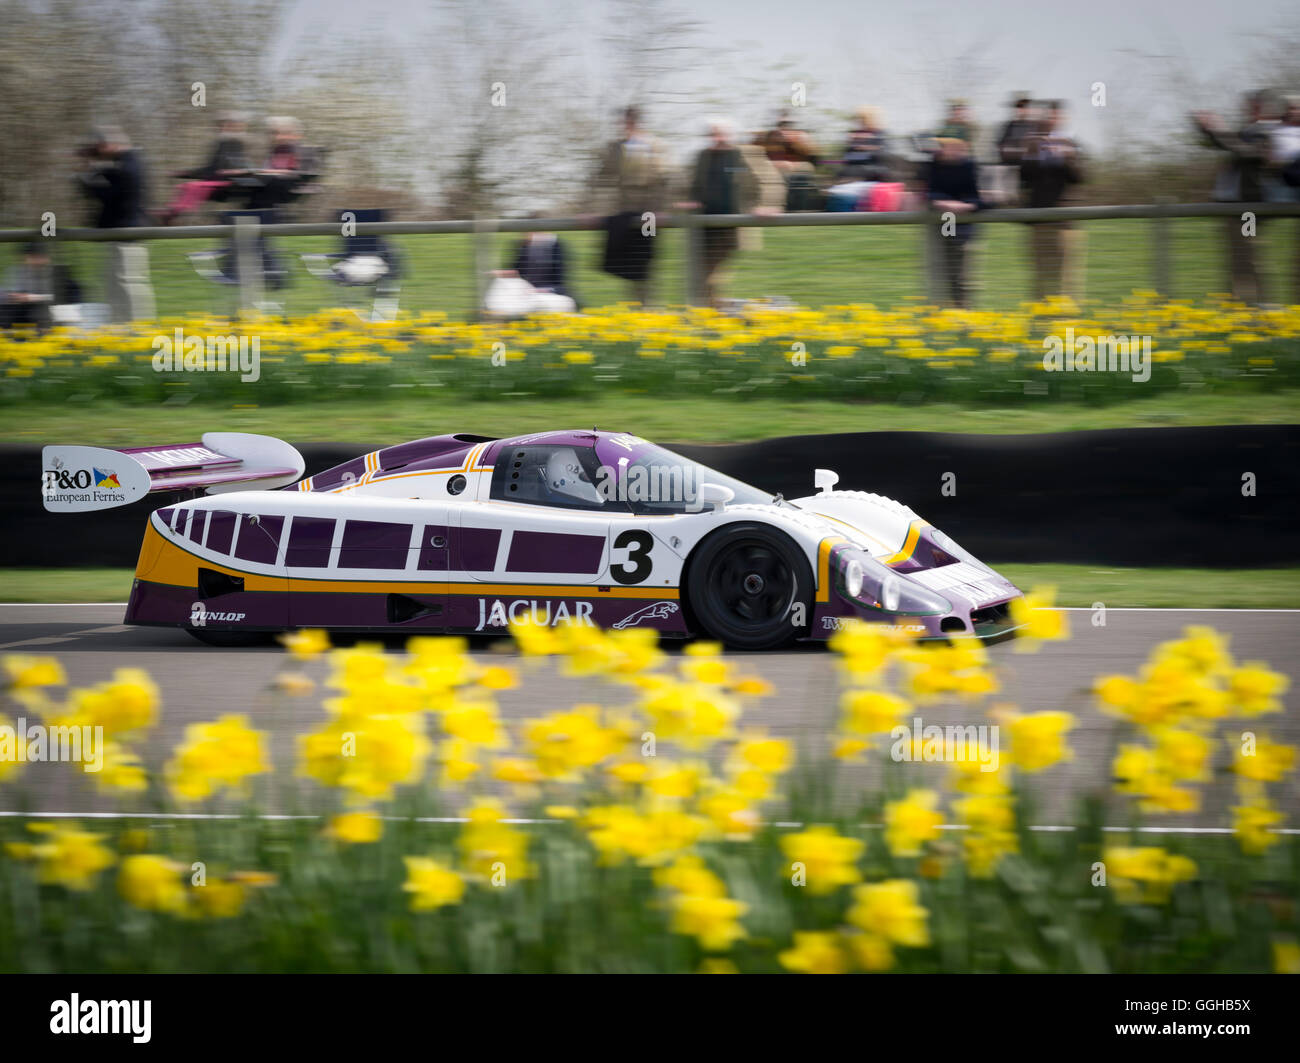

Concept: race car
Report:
left=41, top=429, right=1024, bottom=648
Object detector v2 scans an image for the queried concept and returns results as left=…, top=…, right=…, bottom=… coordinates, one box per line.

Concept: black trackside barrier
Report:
left=2, top=425, right=1296, bottom=570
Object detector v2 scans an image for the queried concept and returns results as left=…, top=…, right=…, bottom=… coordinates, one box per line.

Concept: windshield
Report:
left=592, top=438, right=774, bottom=514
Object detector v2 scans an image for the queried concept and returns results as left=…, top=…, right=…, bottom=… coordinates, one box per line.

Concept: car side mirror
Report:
left=699, top=482, right=735, bottom=512
left=815, top=468, right=840, bottom=495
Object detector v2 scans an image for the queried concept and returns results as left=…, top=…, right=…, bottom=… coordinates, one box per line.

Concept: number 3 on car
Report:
left=610, top=529, right=654, bottom=585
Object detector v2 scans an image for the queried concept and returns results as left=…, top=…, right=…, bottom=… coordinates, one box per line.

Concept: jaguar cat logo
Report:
left=613, top=601, right=679, bottom=629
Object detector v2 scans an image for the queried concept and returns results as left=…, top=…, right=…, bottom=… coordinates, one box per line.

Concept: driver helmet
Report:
left=543, top=448, right=602, bottom=504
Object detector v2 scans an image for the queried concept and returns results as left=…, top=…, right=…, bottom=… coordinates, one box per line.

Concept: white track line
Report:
left=0, top=603, right=129, bottom=608
left=0, top=810, right=1294, bottom=835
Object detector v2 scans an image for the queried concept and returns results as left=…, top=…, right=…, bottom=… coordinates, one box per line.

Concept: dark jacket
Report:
left=924, top=158, right=982, bottom=240
left=1019, top=136, right=1083, bottom=209
left=691, top=147, right=746, bottom=215
left=509, top=236, right=571, bottom=299
left=1199, top=120, right=1273, bottom=202
left=997, top=118, right=1035, bottom=164
left=177, top=136, right=250, bottom=180
left=840, top=128, right=892, bottom=181
left=81, top=148, right=148, bottom=229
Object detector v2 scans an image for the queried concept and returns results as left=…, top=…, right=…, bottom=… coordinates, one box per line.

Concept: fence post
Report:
left=1152, top=196, right=1172, bottom=296
left=234, top=214, right=263, bottom=313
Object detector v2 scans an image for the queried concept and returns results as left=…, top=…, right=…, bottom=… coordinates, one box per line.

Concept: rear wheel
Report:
left=685, top=523, right=812, bottom=650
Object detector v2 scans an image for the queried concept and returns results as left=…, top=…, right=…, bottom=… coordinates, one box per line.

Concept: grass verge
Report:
left=4, top=391, right=1298, bottom=447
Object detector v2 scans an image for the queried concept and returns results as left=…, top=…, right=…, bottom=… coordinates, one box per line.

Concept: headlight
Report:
left=832, top=545, right=952, bottom=616
left=845, top=559, right=864, bottom=599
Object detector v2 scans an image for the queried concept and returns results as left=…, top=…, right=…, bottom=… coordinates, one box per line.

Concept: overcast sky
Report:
left=271, top=0, right=1297, bottom=156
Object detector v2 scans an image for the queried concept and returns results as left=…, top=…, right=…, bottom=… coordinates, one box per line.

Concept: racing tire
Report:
left=684, top=523, right=812, bottom=650
left=185, top=628, right=275, bottom=647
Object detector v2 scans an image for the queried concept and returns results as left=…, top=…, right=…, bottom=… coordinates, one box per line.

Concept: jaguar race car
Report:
left=41, top=429, right=1024, bottom=648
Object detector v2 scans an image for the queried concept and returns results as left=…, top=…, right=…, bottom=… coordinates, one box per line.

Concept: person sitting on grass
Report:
left=1, top=242, right=82, bottom=330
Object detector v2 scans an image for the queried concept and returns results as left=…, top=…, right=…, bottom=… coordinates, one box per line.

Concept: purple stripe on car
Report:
left=339, top=519, right=411, bottom=570
left=456, top=526, right=501, bottom=571
left=506, top=530, right=605, bottom=574
left=234, top=514, right=284, bottom=565
left=287, top=516, right=336, bottom=569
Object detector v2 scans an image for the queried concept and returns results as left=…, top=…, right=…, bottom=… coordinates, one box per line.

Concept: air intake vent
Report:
left=198, top=568, right=244, bottom=599
left=387, top=594, right=443, bottom=624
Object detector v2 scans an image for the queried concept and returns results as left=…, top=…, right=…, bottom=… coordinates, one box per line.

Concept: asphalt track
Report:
left=1, top=604, right=1297, bottom=826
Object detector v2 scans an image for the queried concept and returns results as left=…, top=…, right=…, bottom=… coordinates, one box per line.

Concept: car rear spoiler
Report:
left=41, top=432, right=305, bottom=512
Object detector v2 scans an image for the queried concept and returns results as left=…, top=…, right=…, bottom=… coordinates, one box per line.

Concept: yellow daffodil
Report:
left=883, top=789, right=944, bottom=857
left=780, top=825, right=864, bottom=895
left=326, top=810, right=384, bottom=844
left=779, top=931, right=849, bottom=974
left=1009, top=585, right=1069, bottom=650
left=402, top=857, right=466, bottom=911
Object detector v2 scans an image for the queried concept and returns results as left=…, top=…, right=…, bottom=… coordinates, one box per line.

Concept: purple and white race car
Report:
left=42, top=429, right=1023, bottom=648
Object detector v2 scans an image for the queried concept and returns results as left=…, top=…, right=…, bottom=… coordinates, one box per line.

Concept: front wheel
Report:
left=685, top=523, right=812, bottom=650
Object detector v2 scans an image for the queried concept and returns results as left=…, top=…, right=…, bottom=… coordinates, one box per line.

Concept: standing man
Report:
left=1019, top=101, right=1084, bottom=301
left=76, top=124, right=154, bottom=322
left=997, top=95, right=1038, bottom=166
left=680, top=118, right=776, bottom=308
left=938, top=99, right=979, bottom=153
left=591, top=105, right=668, bottom=306
left=925, top=138, right=982, bottom=307
left=1193, top=91, right=1277, bottom=305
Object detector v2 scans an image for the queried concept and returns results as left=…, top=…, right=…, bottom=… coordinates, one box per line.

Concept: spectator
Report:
left=997, top=95, right=1037, bottom=166
left=76, top=124, right=148, bottom=229
left=590, top=105, right=669, bottom=306
left=1268, top=95, right=1300, bottom=198
left=244, top=116, right=315, bottom=211
left=153, top=111, right=251, bottom=224
left=924, top=138, right=982, bottom=307
left=737, top=133, right=787, bottom=252
left=1271, top=96, right=1300, bottom=304
left=1, top=242, right=82, bottom=330
left=680, top=118, right=775, bottom=307
left=1019, top=101, right=1085, bottom=300
left=838, top=107, right=893, bottom=182
left=760, top=112, right=821, bottom=211
left=1193, top=91, right=1277, bottom=304
left=75, top=125, right=154, bottom=322
left=938, top=99, right=978, bottom=152
left=489, top=219, right=577, bottom=314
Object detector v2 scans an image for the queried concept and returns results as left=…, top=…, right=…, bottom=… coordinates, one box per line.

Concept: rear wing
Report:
left=42, top=432, right=305, bottom=512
